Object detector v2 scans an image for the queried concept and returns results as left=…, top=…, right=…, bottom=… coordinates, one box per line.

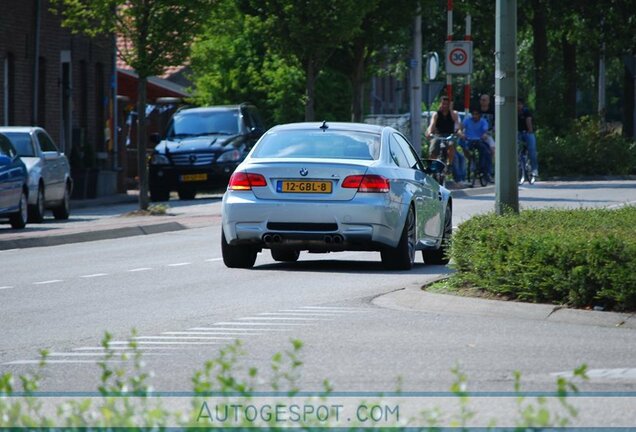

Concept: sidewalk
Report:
left=0, top=192, right=222, bottom=250
left=0, top=186, right=493, bottom=251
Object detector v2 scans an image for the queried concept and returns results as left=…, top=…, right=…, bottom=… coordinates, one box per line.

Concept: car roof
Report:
left=268, top=122, right=385, bottom=134
left=0, top=126, right=40, bottom=133
left=176, top=105, right=249, bottom=114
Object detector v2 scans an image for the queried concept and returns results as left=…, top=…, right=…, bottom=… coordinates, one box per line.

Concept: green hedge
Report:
left=538, top=116, right=636, bottom=178
left=450, top=207, right=636, bottom=311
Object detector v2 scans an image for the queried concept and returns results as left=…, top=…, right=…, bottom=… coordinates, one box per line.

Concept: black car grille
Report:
left=170, top=153, right=216, bottom=166
left=266, top=222, right=338, bottom=232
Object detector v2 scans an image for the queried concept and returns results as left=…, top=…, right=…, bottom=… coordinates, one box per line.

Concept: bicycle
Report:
left=466, top=139, right=490, bottom=188
left=429, top=134, right=456, bottom=186
left=518, top=134, right=536, bottom=185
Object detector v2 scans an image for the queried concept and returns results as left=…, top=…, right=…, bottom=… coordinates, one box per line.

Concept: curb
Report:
left=0, top=222, right=186, bottom=250
left=450, top=185, right=495, bottom=198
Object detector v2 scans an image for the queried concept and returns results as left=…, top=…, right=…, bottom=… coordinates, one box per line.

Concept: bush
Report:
left=538, top=115, right=636, bottom=178
left=450, top=206, right=636, bottom=311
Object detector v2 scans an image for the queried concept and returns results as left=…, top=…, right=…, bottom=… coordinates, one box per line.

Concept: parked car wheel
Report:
left=381, top=205, right=416, bottom=270
left=221, top=229, right=257, bottom=269
left=178, top=188, right=196, bottom=200
left=150, top=188, right=170, bottom=202
left=9, top=190, right=28, bottom=229
left=52, top=183, right=70, bottom=220
left=28, top=184, right=45, bottom=223
left=422, top=204, right=452, bottom=265
left=271, top=249, right=300, bottom=262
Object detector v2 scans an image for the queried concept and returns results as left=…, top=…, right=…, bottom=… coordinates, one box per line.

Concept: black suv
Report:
left=148, top=103, right=265, bottom=201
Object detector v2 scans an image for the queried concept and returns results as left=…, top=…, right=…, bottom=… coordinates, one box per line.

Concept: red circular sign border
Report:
left=449, top=48, right=468, bottom=67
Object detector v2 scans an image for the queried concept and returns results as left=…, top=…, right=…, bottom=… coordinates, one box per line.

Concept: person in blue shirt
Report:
left=459, top=106, right=493, bottom=184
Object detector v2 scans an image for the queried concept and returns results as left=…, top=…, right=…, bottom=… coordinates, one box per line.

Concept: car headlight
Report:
left=216, top=149, right=242, bottom=163
left=150, top=154, right=170, bottom=165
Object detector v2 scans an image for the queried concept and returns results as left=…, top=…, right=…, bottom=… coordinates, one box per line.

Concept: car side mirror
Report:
left=149, top=132, right=162, bottom=145
left=423, top=159, right=446, bottom=175
left=43, top=151, right=58, bottom=161
left=0, top=154, right=11, bottom=166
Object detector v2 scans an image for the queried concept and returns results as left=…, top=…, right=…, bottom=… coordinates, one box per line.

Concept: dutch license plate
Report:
left=181, top=173, right=208, bottom=182
left=278, top=180, right=332, bottom=194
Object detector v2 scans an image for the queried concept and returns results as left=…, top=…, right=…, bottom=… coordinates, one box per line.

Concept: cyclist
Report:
left=517, top=97, right=538, bottom=178
left=459, top=106, right=492, bottom=184
left=425, top=95, right=460, bottom=160
left=479, top=94, right=495, bottom=176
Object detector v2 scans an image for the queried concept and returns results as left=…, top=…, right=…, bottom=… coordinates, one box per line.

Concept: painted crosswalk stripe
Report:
left=189, top=327, right=288, bottom=332
left=168, top=262, right=191, bottom=267
left=5, top=360, right=124, bottom=365
left=163, top=331, right=261, bottom=336
left=108, top=341, right=220, bottom=345
left=213, top=322, right=310, bottom=326
left=300, top=306, right=366, bottom=312
left=0, top=286, right=13, bottom=290
left=48, top=352, right=170, bottom=357
left=33, top=280, right=63, bottom=285
left=205, top=258, right=223, bottom=262
left=80, top=273, right=108, bottom=278
left=238, top=317, right=324, bottom=321
left=259, top=312, right=338, bottom=317
left=128, top=268, right=152, bottom=272
left=133, top=336, right=236, bottom=340
left=73, top=346, right=181, bottom=351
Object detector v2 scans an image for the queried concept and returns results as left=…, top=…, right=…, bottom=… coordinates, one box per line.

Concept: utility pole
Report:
left=495, top=0, right=518, bottom=214
left=411, top=12, right=422, bottom=155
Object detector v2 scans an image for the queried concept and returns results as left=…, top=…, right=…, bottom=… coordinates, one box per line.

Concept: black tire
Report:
left=221, top=229, right=257, bottom=269
left=381, top=205, right=416, bottom=270
left=52, top=183, right=70, bottom=220
left=422, top=204, right=452, bottom=265
left=150, top=188, right=170, bottom=202
left=9, top=190, right=28, bottom=229
left=479, top=172, right=489, bottom=187
left=271, top=248, right=300, bottom=262
left=28, top=184, right=45, bottom=223
left=178, top=188, right=196, bottom=200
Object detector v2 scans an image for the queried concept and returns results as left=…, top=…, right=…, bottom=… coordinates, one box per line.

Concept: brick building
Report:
left=1, top=0, right=115, bottom=196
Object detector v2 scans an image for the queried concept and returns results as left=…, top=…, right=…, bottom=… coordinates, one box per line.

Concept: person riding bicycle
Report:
left=459, top=106, right=492, bottom=184
left=479, top=94, right=495, bottom=176
left=517, top=97, right=538, bottom=178
left=425, top=95, right=460, bottom=160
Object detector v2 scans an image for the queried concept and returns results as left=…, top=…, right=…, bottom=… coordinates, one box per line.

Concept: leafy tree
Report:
left=52, top=0, right=216, bottom=209
left=238, top=0, right=371, bottom=121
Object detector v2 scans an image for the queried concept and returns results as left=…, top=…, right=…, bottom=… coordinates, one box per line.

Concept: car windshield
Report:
left=252, top=130, right=380, bottom=160
left=166, top=110, right=239, bottom=138
left=3, top=132, right=34, bottom=157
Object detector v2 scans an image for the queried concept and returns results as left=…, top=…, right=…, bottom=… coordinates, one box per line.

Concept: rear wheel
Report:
left=422, top=204, right=452, bottom=265
left=9, top=190, right=28, bottom=229
left=381, top=206, right=416, bottom=270
left=221, top=229, right=257, bottom=268
left=150, top=187, right=170, bottom=202
left=271, top=249, right=300, bottom=262
left=29, top=184, right=45, bottom=223
left=52, top=183, right=70, bottom=220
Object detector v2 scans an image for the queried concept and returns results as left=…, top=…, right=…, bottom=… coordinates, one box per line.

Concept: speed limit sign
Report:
left=445, top=41, right=473, bottom=74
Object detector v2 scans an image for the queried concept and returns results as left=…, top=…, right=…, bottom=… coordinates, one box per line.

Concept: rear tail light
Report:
left=342, top=175, right=390, bottom=193
left=228, top=172, right=267, bottom=190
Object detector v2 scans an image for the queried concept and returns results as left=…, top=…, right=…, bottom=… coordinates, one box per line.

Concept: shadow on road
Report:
left=254, top=258, right=455, bottom=276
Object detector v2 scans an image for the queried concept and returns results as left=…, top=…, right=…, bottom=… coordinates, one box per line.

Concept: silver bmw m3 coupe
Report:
left=221, top=122, right=452, bottom=270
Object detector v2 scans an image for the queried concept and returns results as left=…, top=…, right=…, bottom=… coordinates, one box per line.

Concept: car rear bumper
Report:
left=149, top=163, right=239, bottom=190
left=222, top=191, right=407, bottom=251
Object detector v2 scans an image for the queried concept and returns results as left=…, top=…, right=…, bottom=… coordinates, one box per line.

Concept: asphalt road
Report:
left=1, top=181, right=635, bottom=399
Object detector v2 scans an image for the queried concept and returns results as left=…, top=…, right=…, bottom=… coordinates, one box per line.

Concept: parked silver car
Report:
left=221, top=122, right=452, bottom=270
left=0, top=127, right=72, bottom=222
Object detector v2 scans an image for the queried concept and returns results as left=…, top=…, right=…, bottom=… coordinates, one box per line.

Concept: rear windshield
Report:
left=3, top=132, right=34, bottom=157
left=166, top=110, right=239, bottom=138
left=252, top=130, right=380, bottom=160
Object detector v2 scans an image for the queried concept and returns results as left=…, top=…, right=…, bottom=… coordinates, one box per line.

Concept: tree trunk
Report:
left=531, top=0, right=548, bottom=123
left=305, top=59, right=316, bottom=121
left=137, top=76, right=149, bottom=210
left=562, top=35, right=577, bottom=120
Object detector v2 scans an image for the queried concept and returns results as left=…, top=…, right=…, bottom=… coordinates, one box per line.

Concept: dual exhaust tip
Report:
left=262, top=233, right=344, bottom=244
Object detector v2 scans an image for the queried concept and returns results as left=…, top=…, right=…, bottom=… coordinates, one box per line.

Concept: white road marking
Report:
left=0, top=286, right=13, bottom=290
left=128, top=267, right=152, bottom=272
left=189, top=327, right=288, bottom=332
left=167, top=262, right=191, bottom=267
left=0, top=249, right=19, bottom=253
left=133, top=336, right=236, bottom=340
left=108, top=341, right=220, bottom=345
left=259, top=312, right=339, bottom=317
left=5, top=360, right=124, bottom=365
left=80, top=273, right=108, bottom=278
left=553, top=368, right=636, bottom=380
left=301, top=306, right=366, bottom=312
left=73, top=346, right=182, bottom=351
left=163, top=331, right=261, bottom=336
left=205, top=258, right=223, bottom=262
left=48, top=352, right=170, bottom=357
left=238, top=317, right=325, bottom=321
left=279, top=309, right=356, bottom=315
left=214, top=322, right=311, bottom=326
left=33, top=280, right=63, bottom=285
